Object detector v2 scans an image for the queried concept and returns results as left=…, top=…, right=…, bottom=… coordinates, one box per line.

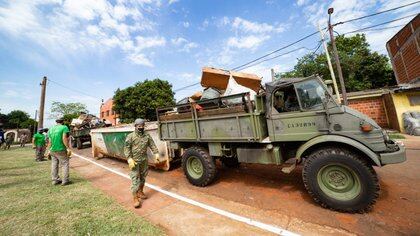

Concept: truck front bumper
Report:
left=379, top=141, right=406, bottom=165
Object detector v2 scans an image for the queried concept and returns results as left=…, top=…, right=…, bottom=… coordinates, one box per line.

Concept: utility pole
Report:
left=328, top=8, right=348, bottom=105
left=317, top=23, right=341, bottom=104
left=38, top=76, right=47, bottom=129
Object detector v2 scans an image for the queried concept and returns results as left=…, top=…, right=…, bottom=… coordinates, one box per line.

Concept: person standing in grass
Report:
left=47, top=118, right=71, bottom=186
left=32, top=128, right=46, bottom=162
left=124, top=118, right=160, bottom=208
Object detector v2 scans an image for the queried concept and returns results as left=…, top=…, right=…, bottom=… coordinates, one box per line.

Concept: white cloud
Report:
left=171, top=37, right=188, bottom=45
left=171, top=37, right=198, bottom=52
left=232, top=17, right=286, bottom=34
left=298, top=0, right=416, bottom=53
left=182, top=21, right=190, bottom=28
left=0, top=0, right=165, bottom=67
left=168, top=0, right=179, bottom=5
left=127, top=53, right=154, bottom=67
left=227, top=35, right=270, bottom=49
left=296, top=0, right=306, bottom=6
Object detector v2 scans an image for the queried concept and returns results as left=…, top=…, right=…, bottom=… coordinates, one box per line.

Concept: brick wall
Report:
left=348, top=96, right=389, bottom=128
left=386, top=14, right=420, bottom=84
left=100, top=99, right=118, bottom=126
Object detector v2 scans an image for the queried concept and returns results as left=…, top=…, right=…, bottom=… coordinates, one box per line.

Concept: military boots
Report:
left=133, top=193, right=141, bottom=208
left=137, top=184, right=147, bottom=200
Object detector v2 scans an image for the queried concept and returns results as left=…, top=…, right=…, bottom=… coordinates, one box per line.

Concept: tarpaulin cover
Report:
left=403, top=111, right=420, bottom=136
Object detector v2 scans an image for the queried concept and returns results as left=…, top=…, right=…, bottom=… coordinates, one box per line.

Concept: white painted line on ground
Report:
left=72, top=153, right=299, bottom=236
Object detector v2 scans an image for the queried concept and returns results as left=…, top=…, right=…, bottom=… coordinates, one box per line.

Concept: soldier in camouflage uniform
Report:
left=124, top=118, right=159, bottom=208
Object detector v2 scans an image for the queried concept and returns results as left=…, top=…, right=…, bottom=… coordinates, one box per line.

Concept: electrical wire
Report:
left=173, top=3, right=419, bottom=93
left=231, top=30, right=322, bottom=71
left=341, top=13, right=418, bottom=35
left=239, top=41, right=323, bottom=71
left=333, top=1, right=420, bottom=26
left=47, top=79, right=102, bottom=100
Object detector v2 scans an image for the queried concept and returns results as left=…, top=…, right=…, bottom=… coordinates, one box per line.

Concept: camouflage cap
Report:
left=134, top=118, right=145, bottom=126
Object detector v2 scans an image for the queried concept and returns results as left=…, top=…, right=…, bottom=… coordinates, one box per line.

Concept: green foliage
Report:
left=4, top=110, right=30, bottom=129
left=113, top=78, right=175, bottom=122
left=50, top=101, right=88, bottom=119
left=281, top=34, right=396, bottom=92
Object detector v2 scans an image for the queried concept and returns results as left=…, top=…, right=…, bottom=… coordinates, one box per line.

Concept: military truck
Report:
left=157, top=76, right=406, bottom=213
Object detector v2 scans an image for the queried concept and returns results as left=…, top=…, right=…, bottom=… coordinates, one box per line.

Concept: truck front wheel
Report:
left=76, top=138, right=83, bottom=149
left=302, top=147, right=379, bottom=213
left=182, top=146, right=217, bottom=187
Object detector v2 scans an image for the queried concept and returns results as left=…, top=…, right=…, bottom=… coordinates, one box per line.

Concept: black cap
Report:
left=56, top=118, right=64, bottom=123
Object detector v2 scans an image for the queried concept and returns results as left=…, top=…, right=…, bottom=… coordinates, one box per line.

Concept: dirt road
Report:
left=70, top=141, right=420, bottom=235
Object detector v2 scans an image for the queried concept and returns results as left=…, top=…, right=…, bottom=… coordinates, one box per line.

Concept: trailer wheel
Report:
left=182, top=146, right=217, bottom=187
left=70, top=137, right=77, bottom=148
left=76, top=138, right=83, bottom=149
left=302, top=147, right=379, bottom=213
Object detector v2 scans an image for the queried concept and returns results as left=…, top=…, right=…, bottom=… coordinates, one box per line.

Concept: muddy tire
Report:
left=302, top=147, right=379, bottom=213
left=70, top=137, right=77, bottom=148
left=76, top=138, right=83, bottom=149
left=221, top=157, right=240, bottom=168
left=182, top=146, right=217, bottom=187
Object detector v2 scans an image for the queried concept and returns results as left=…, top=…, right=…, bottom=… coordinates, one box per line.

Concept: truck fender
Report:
left=296, top=135, right=381, bottom=166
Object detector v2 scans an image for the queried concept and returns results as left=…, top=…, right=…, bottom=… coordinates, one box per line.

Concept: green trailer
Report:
left=91, top=122, right=173, bottom=170
left=157, top=75, right=406, bottom=213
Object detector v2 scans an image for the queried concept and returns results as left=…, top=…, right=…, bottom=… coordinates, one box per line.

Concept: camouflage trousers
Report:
left=35, top=146, right=45, bottom=160
left=51, top=151, right=69, bottom=183
left=129, top=158, right=148, bottom=194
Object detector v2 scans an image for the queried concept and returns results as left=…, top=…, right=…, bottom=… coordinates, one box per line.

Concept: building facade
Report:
left=100, top=99, right=118, bottom=126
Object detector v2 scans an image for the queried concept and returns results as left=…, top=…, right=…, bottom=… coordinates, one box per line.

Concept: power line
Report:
left=231, top=30, right=322, bottom=71
left=239, top=41, right=323, bottom=71
left=173, top=3, right=419, bottom=93
left=333, top=1, right=420, bottom=26
left=173, top=82, right=201, bottom=92
left=341, top=13, right=418, bottom=35
left=47, top=79, right=102, bottom=100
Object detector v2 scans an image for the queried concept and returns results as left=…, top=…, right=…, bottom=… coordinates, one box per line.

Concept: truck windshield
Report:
left=295, top=79, right=326, bottom=111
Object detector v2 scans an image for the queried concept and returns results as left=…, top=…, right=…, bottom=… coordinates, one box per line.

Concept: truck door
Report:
left=267, top=78, right=331, bottom=141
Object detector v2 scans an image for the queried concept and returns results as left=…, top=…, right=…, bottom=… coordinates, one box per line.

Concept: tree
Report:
left=6, top=110, right=30, bottom=129
left=113, top=79, right=175, bottom=122
left=50, top=101, right=88, bottom=119
left=281, top=34, right=396, bottom=92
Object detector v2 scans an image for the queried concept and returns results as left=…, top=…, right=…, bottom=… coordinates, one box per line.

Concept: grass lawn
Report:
left=0, top=147, right=164, bottom=235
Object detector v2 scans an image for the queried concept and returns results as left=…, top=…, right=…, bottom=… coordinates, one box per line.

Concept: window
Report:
left=106, top=110, right=110, bottom=116
left=272, top=85, right=299, bottom=113
left=101, top=112, right=104, bottom=118
left=408, top=95, right=420, bottom=106
left=295, top=79, right=326, bottom=111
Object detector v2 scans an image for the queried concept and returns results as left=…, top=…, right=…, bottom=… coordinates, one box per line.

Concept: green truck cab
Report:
left=157, top=75, right=406, bottom=212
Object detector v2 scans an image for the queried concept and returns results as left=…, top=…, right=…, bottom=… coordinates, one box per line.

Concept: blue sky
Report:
left=0, top=0, right=417, bottom=127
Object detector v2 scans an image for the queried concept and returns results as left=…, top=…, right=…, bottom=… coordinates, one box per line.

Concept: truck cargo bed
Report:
left=157, top=93, right=268, bottom=142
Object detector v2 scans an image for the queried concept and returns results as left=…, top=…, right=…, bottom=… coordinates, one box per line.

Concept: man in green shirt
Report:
left=47, top=118, right=71, bottom=185
left=32, top=128, right=46, bottom=162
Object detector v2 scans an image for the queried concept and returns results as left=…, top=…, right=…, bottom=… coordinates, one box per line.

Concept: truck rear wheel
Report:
left=302, top=147, right=379, bottom=213
left=76, top=138, right=83, bottom=149
left=182, top=146, right=217, bottom=187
